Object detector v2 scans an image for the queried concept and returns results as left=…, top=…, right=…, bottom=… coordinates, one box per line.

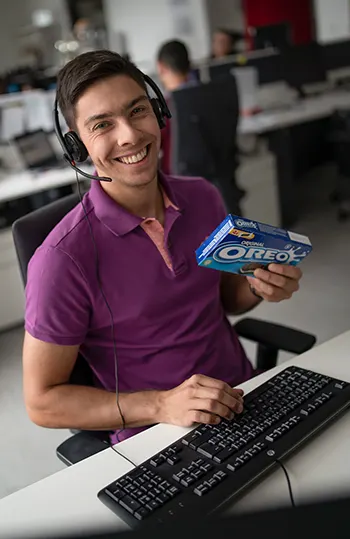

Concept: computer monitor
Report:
left=282, top=42, right=327, bottom=97
left=252, top=22, right=292, bottom=51
left=13, top=129, right=61, bottom=170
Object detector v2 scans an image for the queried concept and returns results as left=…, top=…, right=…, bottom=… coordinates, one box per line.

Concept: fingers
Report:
left=189, top=373, right=244, bottom=399
left=192, top=386, right=244, bottom=415
left=187, top=410, right=221, bottom=425
left=246, top=264, right=301, bottom=302
left=268, top=264, right=302, bottom=280
left=254, top=268, right=300, bottom=293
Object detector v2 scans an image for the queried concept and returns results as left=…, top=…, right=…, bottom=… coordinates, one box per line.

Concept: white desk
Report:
left=239, top=88, right=350, bottom=135
left=0, top=165, right=93, bottom=205
left=1, top=331, right=350, bottom=538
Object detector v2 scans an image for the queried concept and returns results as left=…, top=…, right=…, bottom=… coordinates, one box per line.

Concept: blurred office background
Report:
left=1, top=0, right=350, bottom=500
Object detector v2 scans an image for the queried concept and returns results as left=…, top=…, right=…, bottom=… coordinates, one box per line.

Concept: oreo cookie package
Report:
left=196, top=215, right=312, bottom=276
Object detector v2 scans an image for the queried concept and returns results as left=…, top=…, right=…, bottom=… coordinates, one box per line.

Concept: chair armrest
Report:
left=234, top=317, right=316, bottom=355
left=56, top=432, right=110, bottom=466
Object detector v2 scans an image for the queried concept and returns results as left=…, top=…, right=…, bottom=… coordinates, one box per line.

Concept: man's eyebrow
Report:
left=84, top=95, right=149, bottom=127
left=125, top=94, right=149, bottom=110
left=84, top=112, right=114, bottom=127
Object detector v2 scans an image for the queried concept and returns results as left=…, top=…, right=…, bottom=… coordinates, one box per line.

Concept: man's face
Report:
left=212, top=32, right=232, bottom=58
left=75, top=74, right=161, bottom=188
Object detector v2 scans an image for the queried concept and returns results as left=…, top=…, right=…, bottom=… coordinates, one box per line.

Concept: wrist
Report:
left=152, top=390, right=168, bottom=424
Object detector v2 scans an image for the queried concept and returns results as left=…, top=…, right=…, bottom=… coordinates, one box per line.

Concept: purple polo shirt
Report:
left=25, top=173, right=253, bottom=443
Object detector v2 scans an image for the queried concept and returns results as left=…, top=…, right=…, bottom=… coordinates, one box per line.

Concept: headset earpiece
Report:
left=64, top=131, right=89, bottom=163
left=150, top=98, right=166, bottom=129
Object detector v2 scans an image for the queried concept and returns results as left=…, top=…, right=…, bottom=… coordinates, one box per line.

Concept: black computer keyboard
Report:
left=98, top=366, right=350, bottom=528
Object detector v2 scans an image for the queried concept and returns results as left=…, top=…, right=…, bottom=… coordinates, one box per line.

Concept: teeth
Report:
left=119, top=146, right=147, bottom=164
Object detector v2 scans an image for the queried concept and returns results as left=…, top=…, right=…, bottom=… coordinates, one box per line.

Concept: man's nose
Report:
left=116, top=118, right=141, bottom=147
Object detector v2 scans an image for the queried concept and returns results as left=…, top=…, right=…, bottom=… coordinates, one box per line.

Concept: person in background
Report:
left=211, top=28, right=241, bottom=60
left=156, top=40, right=197, bottom=175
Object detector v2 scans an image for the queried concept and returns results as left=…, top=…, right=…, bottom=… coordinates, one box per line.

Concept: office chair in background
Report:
left=170, top=78, right=244, bottom=215
left=329, top=109, right=350, bottom=221
left=12, top=195, right=316, bottom=466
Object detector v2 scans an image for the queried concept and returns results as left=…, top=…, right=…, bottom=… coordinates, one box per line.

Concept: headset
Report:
left=53, top=73, right=172, bottom=182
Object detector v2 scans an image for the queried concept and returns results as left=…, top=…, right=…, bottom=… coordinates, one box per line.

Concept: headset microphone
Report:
left=62, top=154, right=112, bottom=182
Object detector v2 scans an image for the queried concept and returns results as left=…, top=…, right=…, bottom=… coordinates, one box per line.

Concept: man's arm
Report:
left=23, top=332, right=160, bottom=430
left=23, top=332, right=244, bottom=431
left=220, top=272, right=261, bottom=315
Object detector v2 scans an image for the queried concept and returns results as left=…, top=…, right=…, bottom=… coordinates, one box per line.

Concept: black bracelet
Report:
left=249, top=284, right=264, bottom=301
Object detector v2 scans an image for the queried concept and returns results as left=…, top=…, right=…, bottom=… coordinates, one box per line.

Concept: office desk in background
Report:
left=0, top=331, right=350, bottom=538
left=0, top=166, right=93, bottom=330
left=238, top=88, right=350, bottom=228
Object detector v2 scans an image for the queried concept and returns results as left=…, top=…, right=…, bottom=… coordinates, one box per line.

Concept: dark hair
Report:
left=56, top=50, right=147, bottom=128
left=157, top=40, right=190, bottom=75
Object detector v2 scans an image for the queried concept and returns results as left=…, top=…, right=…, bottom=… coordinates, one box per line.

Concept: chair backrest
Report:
left=12, top=192, right=79, bottom=285
left=12, top=193, right=94, bottom=386
left=170, top=78, right=239, bottom=181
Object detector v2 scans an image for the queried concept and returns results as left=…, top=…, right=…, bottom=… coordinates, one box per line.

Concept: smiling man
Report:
left=23, top=51, right=302, bottom=444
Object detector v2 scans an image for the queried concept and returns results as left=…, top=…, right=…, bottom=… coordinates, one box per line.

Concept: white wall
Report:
left=0, top=0, right=70, bottom=72
left=205, top=0, right=245, bottom=35
left=103, top=0, right=211, bottom=74
left=0, top=1, right=30, bottom=71
left=313, top=0, right=350, bottom=43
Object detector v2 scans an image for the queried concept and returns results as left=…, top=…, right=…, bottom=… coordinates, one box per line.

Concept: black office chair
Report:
left=169, top=79, right=244, bottom=216
left=12, top=194, right=316, bottom=466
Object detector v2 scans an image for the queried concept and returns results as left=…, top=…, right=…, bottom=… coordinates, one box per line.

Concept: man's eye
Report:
left=131, top=106, right=146, bottom=116
left=93, top=121, right=110, bottom=131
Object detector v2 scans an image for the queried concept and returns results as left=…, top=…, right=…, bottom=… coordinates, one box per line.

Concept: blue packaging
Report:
left=196, top=215, right=312, bottom=275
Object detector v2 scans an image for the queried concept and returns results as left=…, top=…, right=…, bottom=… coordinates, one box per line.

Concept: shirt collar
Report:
left=89, top=170, right=183, bottom=237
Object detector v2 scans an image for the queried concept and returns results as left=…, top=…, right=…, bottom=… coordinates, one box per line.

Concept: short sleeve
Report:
left=25, top=246, right=91, bottom=345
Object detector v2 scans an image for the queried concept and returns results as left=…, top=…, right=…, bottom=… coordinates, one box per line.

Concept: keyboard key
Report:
left=134, top=507, right=151, bottom=521
left=120, top=495, right=141, bottom=514
left=214, top=470, right=227, bottom=482
left=167, top=485, right=180, bottom=498
left=200, top=462, right=213, bottom=473
left=157, top=492, right=170, bottom=504
left=180, top=475, right=195, bottom=487
left=191, top=468, right=205, bottom=481
left=193, top=458, right=206, bottom=468
left=189, top=432, right=213, bottom=450
left=128, top=468, right=146, bottom=480
left=110, top=487, right=125, bottom=501
left=172, top=471, right=187, bottom=483
left=182, top=430, right=202, bottom=447
left=150, top=455, right=165, bottom=468
left=159, top=480, right=171, bottom=491
left=139, top=495, right=152, bottom=505
left=198, top=443, right=222, bottom=459
left=146, top=499, right=160, bottom=512
left=213, top=445, right=238, bottom=463
left=206, top=477, right=219, bottom=489
left=167, top=455, right=182, bottom=466
left=194, top=483, right=210, bottom=496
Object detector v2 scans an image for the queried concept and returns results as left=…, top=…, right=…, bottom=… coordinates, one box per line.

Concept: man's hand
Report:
left=246, top=264, right=302, bottom=303
left=157, top=374, right=244, bottom=427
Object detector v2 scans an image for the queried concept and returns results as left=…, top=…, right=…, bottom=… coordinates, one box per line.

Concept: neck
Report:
left=100, top=174, right=165, bottom=223
left=166, top=73, right=189, bottom=92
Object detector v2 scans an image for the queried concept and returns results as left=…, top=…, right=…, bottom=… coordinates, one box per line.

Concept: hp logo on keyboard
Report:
left=267, top=450, right=276, bottom=457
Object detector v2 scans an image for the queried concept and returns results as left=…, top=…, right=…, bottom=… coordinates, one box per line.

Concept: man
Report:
left=211, top=28, right=241, bottom=60
left=156, top=40, right=196, bottom=175
left=23, top=50, right=302, bottom=445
